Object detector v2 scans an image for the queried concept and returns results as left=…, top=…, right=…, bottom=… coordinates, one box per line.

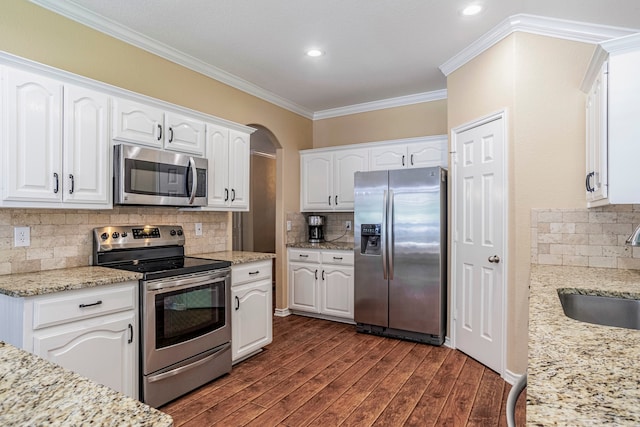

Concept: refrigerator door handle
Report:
left=382, top=189, right=388, bottom=280
left=388, top=189, right=394, bottom=280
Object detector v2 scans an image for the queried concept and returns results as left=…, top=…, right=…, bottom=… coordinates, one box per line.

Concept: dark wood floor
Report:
left=160, top=315, right=526, bottom=426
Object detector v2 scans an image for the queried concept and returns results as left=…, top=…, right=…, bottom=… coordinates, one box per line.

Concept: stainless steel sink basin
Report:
left=557, top=291, right=640, bottom=330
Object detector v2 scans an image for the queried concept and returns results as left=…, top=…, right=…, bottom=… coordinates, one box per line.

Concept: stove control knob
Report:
left=121, top=232, right=128, bottom=238
left=177, top=229, right=183, bottom=236
left=112, top=232, right=120, bottom=239
left=100, top=232, right=109, bottom=240
left=170, top=229, right=177, bottom=236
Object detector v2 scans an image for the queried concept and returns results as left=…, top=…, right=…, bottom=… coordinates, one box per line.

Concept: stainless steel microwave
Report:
left=114, top=144, right=208, bottom=207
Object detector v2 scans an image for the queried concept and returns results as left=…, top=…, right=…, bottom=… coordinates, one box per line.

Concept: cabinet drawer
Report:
left=232, top=261, right=272, bottom=286
left=321, top=251, right=354, bottom=266
left=32, top=284, right=136, bottom=330
left=289, top=249, right=321, bottom=263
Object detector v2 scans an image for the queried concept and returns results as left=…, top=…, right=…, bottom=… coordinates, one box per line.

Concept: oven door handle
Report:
left=146, top=343, right=231, bottom=384
left=146, top=272, right=228, bottom=292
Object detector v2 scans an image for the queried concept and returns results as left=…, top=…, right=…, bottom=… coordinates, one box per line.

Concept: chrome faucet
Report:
left=626, top=224, right=640, bottom=246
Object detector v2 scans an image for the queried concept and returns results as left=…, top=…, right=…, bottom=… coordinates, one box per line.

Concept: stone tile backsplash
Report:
left=286, top=211, right=355, bottom=244
left=0, top=207, right=229, bottom=275
left=531, top=205, right=640, bottom=270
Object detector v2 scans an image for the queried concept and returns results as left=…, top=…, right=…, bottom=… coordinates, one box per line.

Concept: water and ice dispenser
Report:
left=360, top=224, right=382, bottom=255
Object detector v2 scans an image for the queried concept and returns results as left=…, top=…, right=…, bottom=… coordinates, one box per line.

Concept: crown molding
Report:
left=440, top=13, right=638, bottom=76
left=313, top=89, right=448, bottom=120
left=29, top=0, right=314, bottom=119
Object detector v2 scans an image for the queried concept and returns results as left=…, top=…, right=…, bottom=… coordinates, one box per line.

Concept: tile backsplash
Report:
left=286, top=212, right=355, bottom=245
left=531, top=205, right=640, bottom=270
left=0, top=207, right=229, bottom=275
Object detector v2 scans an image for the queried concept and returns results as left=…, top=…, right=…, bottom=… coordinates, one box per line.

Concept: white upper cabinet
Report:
left=2, top=68, right=111, bottom=208
left=582, top=33, right=640, bottom=206
left=113, top=99, right=205, bottom=156
left=205, top=123, right=250, bottom=211
left=369, top=137, right=448, bottom=171
left=300, top=148, right=368, bottom=212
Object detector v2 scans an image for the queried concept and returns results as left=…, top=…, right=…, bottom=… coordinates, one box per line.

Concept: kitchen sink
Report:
left=557, top=290, right=640, bottom=330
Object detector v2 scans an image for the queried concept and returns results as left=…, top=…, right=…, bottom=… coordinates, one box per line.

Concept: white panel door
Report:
left=231, top=280, right=272, bottom=362
left=585, top=62, right=608, bottom=204
left=300, top=152, right=332, bottom=211
left=164, top=112, right=205, bottom=156
left=3, top=68, right=63, bottom=202
left=369, top=145, right=407, bottom=170
left=112, top=98, right=163, bottom=148
left=288, top=263, right=319, bottom=313
left=63, top=84, right=110, bottom=205
left=32, top=311, right=137, bottom=398
left=333, top=149, right=368, bottom=211
left=453, top=116, right=505, bottom=374
left=229, top=130, right=250, bottom=210
left=321, top=265, right=354, bottom=319
left=206, top=123, right=230, bottom=208
left=407, top=139, right=448, bottom=168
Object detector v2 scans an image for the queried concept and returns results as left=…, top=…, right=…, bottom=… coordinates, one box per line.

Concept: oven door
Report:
left=114, top=144, right=208, bottom=207
left=142, top=268, right=231, bottom=375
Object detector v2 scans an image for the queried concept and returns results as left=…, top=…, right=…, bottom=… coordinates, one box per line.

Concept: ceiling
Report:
left=32, top=0, right=640, bottom=117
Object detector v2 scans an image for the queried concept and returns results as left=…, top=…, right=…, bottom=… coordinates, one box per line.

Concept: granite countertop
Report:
left=287, top=241, right=355, bottom=251
left=528, top=264, right=640, bottom=425
left=0, top=266, right=142, bottom=298
left=0, top=341, right=173, bottom=426
left=195, top=250, right=276, bottom=264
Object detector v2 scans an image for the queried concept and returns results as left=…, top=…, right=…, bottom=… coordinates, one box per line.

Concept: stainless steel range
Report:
left=93, top=225, right=232, bottom=408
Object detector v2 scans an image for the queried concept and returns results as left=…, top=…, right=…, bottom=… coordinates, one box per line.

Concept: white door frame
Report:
left=449, top=109, right=509, bottom=379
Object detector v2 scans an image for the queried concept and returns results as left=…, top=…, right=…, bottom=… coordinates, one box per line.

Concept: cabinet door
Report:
left=112, top=98, right=163, bottom=148
left=301, top=152, right=332, bottom=211
left=334, top=149, right=368, bottom=211
left=228, top=131, right=250, bottom=210
left=63, top=84, right=111, bottom=205
left=407, top=139, right=448, bottom=169
left=206, top=123, right=230, bottom=208
left=585, top=62, right=608, bottom=205
left=231, top=280, right=272, bottom=362
left=165, top=112, right=205, bottom=156
left=32, top=311, right=137, bottom=399
left=3, top=68, right=63, bottom=202
left=369, top=145, right=407, bottom=170
left=288, top=263, right=319, bottom=312
left=321, top=265, right=354, bottom=320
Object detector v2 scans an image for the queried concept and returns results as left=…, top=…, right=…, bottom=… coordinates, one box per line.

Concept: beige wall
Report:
left=313, top=99, right=448, bottom=148
left=0, top=1, right=312, bottom=310
left=447, top=33, right=594, bottom=374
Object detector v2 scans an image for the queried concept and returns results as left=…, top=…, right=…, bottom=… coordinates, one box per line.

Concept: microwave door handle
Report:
left=187, top=156, right=197, bottom=205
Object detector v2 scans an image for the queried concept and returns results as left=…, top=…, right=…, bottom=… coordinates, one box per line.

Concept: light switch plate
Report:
left=14, top=226, right=30, bottom=247
left=287, top=220, right=292, bottom=231
left=195, top=223, right=203, bottom=236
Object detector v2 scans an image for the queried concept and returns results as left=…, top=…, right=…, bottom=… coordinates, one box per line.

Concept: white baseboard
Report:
left=274, top=308, right=291, bottom=317
left=444, top=336, right=452, bottom=348
left=503, top=369, right=524, bottom=385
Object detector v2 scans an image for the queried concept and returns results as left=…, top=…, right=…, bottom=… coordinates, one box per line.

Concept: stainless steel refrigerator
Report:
left=354, top=167, right=447, bottom=345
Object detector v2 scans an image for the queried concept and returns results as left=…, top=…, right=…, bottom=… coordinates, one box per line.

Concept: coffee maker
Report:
left=308, top=215, right=325, bottom=243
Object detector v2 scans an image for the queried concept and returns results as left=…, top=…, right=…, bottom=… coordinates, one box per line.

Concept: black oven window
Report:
left=155, top=282, right=225, bottom=349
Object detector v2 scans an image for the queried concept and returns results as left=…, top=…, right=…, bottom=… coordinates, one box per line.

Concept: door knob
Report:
left=488, top=255, right=501, bottom=263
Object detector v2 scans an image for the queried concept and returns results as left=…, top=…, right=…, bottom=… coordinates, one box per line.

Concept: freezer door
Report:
left=388, top=167, right=444, bottom=335
left=354, top=170, right=388, bottom=327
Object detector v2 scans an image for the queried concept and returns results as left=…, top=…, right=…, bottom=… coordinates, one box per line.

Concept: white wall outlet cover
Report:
left=14, top=226, right=30, bottom=247
left=346, top=221, right=352, bottom=230
left=195, top=223, right=203, bottom=236
left=287, top=220, right=292, bottom=231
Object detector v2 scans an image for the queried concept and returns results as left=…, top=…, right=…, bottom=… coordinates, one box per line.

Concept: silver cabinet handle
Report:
left=168, top=127, right=174, bottom=142
left=315, top=269, right=318, bottom=280
left=333, top=256, right=343, bottom=260
left=79, top=300, right=102, bottom=308
left=322, top=270, right=325, bottom=280
left=53, top=173, right=59, bottom=194
left=231, top=189, right=236, bottom=202
left=127, top=323, right=133, bottom=344
left=488, top=255, right=501, bottom=263
left=157, top=124, right=162, bottom=141
left=248, top=270, right=260, bottom=275
left=410, top=154, right=414, bottom=165
left=69, top=174, right=74, bottom=194
left=299, top=254, right=309, bottom=258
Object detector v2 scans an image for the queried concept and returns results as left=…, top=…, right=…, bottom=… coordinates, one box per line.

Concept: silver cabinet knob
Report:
left=488, top=255, right=501, bottom=263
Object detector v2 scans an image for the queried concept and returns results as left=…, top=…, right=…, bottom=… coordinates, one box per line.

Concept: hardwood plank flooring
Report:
left=160, top=315, right=526, bottom=426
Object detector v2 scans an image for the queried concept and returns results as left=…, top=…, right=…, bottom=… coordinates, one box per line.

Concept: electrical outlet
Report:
left=286, top=220, right=292, bottom=231
left=14, top=226, right=30, bottom=247
left=195, top=223, right=203, bottom=236
left=345, top=221, right=352, bottom=231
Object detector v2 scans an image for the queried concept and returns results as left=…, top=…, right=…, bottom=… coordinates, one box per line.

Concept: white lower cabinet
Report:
left=287, top=248, right=354, bottom=322
left=0, top=281, right=138, bottom=399
left=231, top=260, right=273, bottom=363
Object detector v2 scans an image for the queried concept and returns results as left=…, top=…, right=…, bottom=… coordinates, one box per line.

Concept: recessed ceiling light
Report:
left=306, top=49, right=324, bottom=57
left=461, top=4, right=483, bottom=16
